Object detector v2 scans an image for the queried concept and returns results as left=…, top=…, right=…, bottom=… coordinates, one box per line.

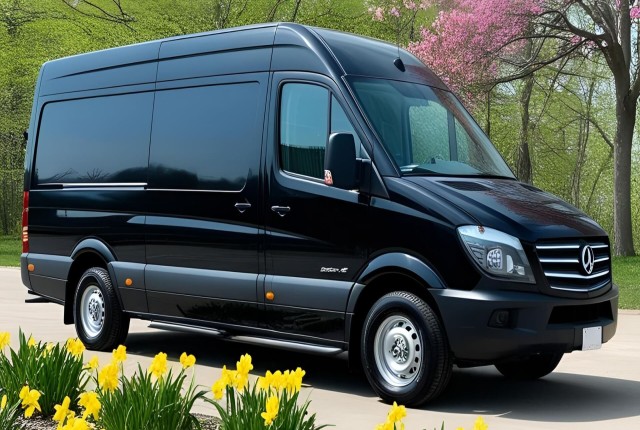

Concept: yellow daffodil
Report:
left=112, top=345, right=127, bottom=363
left=149, top=352, right=168, bottom=379
left=258, top=370, right=274, bottom=392
left=180, top=352, right=196, bottom=369
left=66, top=338, right=85, bottom=358
left=375, top=422, right=393, bottom=430
left=61, top=416, right=90, bottom=430
left=220, top=365, right=237, bottom=386
left=19, top=385, right=41, bottom=418
left=260, top=395, right=279, bottom=426
left=85, top=356, right=99, bottom=371
left=98, top=362, right=119, bottom=392
left=290, top=367, right=305, bottom=392
left=456, top=427, right=465, bottom=430
left=53, top=396, right=71, bottom=425
left=236, top=353, right=253, bottom=375
left=27, top=336, right=36, bottom=348
left=212, top=379, right=226, bottom=400
left=473, top=416, right=488, bottom=430
left=1, top=394, right=7, bottom=410
left=0, top=332, right=10, bottom=349
left=387, top=401, right=407, bottom=423
left=78, top=391, right=100, bottom=421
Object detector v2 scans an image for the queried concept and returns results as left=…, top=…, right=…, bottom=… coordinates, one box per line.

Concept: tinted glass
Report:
left=280, top=84, right=329, bottom=179
left=149, top=82, right=261, bottom=191
left=349, top=77, right=514, bottom=178
left=34, top=93, right=153, bottom=184
left=331, top=95, right=362, bottom=158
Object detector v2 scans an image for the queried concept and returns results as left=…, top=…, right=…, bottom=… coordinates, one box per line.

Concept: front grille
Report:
left=536, top=240, right=611, bottom=293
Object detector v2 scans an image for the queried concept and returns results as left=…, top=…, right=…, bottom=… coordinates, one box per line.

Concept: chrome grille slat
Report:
left=543, top=269, right=610, bottom=280
left=536, top=240, right=611, bottom=294
left=549, top=278, right=611, bottom=293
left=539, top=258, right=579, bottom=264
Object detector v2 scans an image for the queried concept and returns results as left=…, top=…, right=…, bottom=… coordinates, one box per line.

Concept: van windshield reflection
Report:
left=348, top=77, right=515, bottom=179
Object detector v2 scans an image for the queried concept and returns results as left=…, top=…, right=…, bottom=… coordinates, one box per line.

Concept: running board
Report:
left=149, top=321, right=345, bottom=357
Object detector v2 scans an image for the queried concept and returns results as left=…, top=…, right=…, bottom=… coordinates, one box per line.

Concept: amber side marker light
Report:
left=27, top=264, right=35, bottom=272
left=125, top=278, right=133, bottom=286
left=265, top=291, right=275, bottom=301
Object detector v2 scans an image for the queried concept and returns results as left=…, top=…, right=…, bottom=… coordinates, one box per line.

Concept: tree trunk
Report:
left=517, top=74, right=534, bottom=184
left=612, top=88, right=636, bottom=256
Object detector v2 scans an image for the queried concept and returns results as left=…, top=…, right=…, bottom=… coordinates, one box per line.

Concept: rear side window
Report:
left=34, top=93, right=153, bottom=185
left=149, top=82, right=261, bottom=191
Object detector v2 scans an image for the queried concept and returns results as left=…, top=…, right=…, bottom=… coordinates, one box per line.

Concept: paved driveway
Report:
left=1, top=267, right=639, bottom=429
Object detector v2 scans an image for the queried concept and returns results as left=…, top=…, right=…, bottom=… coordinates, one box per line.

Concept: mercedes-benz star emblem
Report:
left=581, top=245, right=595, bottom=275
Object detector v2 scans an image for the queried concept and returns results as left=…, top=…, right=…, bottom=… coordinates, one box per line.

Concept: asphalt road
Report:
left=1, top=267, right=639, bottom=429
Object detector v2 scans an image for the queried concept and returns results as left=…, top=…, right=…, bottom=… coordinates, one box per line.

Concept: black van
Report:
left=21, top=23, right=617, bottom=405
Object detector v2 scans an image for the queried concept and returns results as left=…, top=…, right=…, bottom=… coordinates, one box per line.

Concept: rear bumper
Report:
left=431, top=284, right=618, bottom=363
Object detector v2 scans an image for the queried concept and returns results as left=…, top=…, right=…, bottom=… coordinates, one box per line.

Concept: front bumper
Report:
left=431, top=284, right=618, bottom=363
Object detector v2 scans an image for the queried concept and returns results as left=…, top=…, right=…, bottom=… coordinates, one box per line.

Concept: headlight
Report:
left=457, top=226, right=535, bottom=283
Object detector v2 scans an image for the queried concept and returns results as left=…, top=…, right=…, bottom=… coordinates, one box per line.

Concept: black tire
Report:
left=361, top=291, right=452, bottom=406
left=74, top=267, right=130, bottom=351
left=495, top=352, right=563, bottom=380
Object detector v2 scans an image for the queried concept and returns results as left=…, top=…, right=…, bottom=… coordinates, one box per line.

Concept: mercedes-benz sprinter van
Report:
left=21, top=23, right=618, bottom=405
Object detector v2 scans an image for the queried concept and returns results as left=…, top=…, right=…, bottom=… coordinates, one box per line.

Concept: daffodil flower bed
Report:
left=206, top=354, right=325, bottom=430
left=1, top=330, right=490, bottom=430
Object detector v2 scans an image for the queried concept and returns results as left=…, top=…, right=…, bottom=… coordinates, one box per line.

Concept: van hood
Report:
left=404, top=177, right=606, bottom=243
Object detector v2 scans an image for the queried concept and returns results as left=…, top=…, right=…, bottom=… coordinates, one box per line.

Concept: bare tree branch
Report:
left=61, top=0, right=135, bottom=30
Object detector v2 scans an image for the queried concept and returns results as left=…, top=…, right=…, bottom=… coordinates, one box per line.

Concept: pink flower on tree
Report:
left=630, top=6, right=640, bottom=19
left=404, top=1, right=418, bottom=10
left=373, top=7, right=385, bottom=21
left=408, top=0, right=543, bottom=103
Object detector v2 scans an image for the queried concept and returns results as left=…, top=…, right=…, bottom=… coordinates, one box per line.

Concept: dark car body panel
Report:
left=22, top=23, right=617, bottom=364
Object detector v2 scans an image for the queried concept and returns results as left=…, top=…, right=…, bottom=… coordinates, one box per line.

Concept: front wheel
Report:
left=495, top=352, right=563, bottom=380
left=74, top=267, right=130, bottom=351
left=361, top=291, right=452, bottom=406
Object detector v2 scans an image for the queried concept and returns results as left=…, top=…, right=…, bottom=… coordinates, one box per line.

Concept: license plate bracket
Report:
left=582, top=326, right=602, bottom=351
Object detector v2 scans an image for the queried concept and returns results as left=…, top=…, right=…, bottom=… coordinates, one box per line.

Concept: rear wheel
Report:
left=74, top=267, right=129, bottom=351
left=495, top=352, right=563, bottom=380
left=361, top=291, right=452, bottom=406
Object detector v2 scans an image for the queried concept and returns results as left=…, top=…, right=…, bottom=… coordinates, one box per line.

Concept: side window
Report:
left=280, top=84, right=329, bottom=179
left=34, top=93, right=153, bottom=185
left=279, top=84, right=362, bottom=179
left=149, top=82, right=261, bottom=191
left=331, top=95, right=362, bottom=158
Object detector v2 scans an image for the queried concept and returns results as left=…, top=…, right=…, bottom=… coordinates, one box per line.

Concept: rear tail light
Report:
left=22, top=191, right=29, bottom=253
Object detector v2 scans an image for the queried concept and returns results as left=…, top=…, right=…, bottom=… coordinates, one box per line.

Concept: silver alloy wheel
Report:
left=373, top=315, right=423, bottom=387
left=80, top=285, right=105, bottom=339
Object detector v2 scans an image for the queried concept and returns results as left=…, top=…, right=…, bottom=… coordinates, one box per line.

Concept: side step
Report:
left=149, top=321, right=346, bottom=357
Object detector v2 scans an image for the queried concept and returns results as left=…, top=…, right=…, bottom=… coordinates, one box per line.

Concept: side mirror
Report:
left=325, top=133, right=357, bottom=190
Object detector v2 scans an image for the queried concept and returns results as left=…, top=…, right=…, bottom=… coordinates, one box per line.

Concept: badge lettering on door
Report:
left=321, top=267, right=349, bottom=273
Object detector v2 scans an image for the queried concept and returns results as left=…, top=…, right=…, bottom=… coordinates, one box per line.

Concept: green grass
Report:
left=0, top=235, right=20, bottom=267
left=613, top=256, right=640, bottom=310
left=1, top=234, right=637, bottom=308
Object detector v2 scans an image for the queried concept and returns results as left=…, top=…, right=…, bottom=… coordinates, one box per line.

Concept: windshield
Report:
left=348, top=77, right=515, bottom=178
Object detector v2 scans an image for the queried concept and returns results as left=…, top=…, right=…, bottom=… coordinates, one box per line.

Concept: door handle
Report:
left=234, top=202, right=252, bottom=213
left=271, top=205, right=291, bottom=217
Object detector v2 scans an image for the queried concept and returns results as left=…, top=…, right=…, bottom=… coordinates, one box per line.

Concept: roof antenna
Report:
left=394, top=22, right=405, bottom=72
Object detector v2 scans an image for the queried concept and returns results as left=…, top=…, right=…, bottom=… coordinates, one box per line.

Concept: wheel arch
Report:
left=64, top=239, right=117, bottom=324
left=346, top=252, right=448, bottom=370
